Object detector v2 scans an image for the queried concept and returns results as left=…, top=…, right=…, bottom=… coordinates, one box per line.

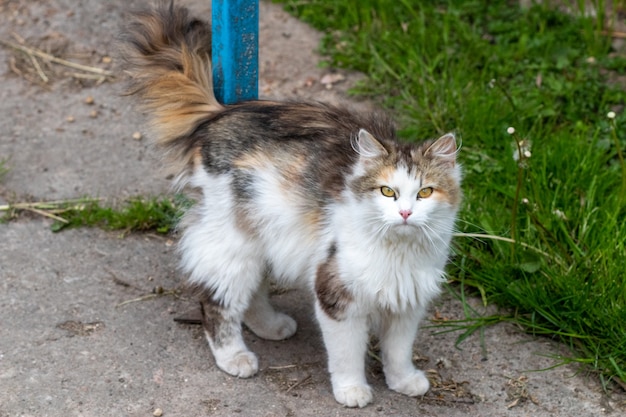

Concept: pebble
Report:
left=153, top=408, right=163, bottom=417
left=84, top=96, right=95, bottom=105
left=132, top=131, right=142, bottom=140
left=320, top=73, right=345, bottom=89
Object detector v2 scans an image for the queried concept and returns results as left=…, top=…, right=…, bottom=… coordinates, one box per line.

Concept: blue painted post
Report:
left=212, top=0, right=259, bottom=104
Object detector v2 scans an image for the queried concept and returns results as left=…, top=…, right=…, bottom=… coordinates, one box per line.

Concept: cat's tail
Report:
left=121, top=2, right=222, bottom=175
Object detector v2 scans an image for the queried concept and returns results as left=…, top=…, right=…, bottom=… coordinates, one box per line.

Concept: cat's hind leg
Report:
left=378, top=308, right=430, bottom=397
left=198, top=289, right=258, bottom=378
left=244, top=281, right=297, bottom=341
left=179, top=190, right=265, bottom=378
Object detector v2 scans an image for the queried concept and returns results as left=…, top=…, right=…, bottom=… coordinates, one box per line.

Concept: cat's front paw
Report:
left=333, top=384, right=373, bottom=408
left=386, top=369, right=430, bottom=397
left=216, top=351, right=259, bottom=378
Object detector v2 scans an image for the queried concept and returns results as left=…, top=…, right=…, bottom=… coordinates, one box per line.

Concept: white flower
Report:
left=507, top=127, right=515, bottom=135
left=521, top=198, right=529, bottom=205
left=512, top=140, right=532, bottom=162
left=607, top=111, right=616, bottom=119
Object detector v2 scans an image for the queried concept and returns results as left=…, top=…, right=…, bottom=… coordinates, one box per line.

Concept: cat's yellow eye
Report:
left=418, top=187, right=434, bottom=199
left=381, top=186, right=396, bottom=198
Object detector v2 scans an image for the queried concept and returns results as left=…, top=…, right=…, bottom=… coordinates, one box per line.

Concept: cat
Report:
left=121, top=1, right=462, bottom=408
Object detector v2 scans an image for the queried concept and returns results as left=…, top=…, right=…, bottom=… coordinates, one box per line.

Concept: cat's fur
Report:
left=122, top=2, right=462, bottom=408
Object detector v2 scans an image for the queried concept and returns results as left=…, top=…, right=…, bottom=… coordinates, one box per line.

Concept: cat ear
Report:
left=425, top=133, right=458, bottom=165
left=352, top=129, right=388, bottom=159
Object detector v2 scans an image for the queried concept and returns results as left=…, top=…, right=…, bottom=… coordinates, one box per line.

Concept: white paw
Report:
left=262, top=313, right=298, bottom=340
left=387, top=369, right=430, bottom=396
left=216, top=351, right=259, bottom=378
left=333, top=384, right=373, bottom=408
left=269, top=312, right=298, bottom=340
left=246, top=312, right=297, bottom=341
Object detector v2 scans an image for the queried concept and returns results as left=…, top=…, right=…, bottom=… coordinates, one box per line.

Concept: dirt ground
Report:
left=0, top=1, right=625, bottom=416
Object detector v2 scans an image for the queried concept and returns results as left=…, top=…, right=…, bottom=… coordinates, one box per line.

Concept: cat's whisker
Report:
left=419, top=222, right=447, bottom=246
left=363, top=213, right=390, bottom=235
left=421, top=222, right=455, bottom=257
left=364, top=221, right=392, bottom=252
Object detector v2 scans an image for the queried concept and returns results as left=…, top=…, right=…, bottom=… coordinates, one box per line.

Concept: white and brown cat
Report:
left=122, top=2, right=462, bottom=408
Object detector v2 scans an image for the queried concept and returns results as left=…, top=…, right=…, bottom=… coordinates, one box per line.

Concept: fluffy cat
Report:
left=122, top=2, right=462, bottom=408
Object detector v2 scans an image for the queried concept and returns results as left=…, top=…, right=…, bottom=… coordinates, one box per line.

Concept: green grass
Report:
left=49, top=195, right=190, bottom=234
left=276, top=0, right=626, bottom=388
left=1, top=195, right=189, bottom=235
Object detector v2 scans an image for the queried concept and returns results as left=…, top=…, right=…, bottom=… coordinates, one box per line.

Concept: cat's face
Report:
left=375, top=166, right=446, bottom=231
left=350, top=129, right=462, bottom=238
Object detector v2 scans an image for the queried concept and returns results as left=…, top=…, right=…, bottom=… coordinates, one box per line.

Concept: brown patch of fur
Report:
left=431, top=178, right=462, bottom=207
left=303, top=208, right=322, bottom=232
left=234, top=206, right=258, bottom=235
left=233, top=150, right=272, bottom=171
left=192, top=284, right=240, bottom=348
left=377, top=165, right=397, bottom=184
left=199, top=295, right=222, bottom=343
left=315, top=244, right=353, bottom=320
left=280, top=154, right=307, bottom=189
left=233, top=150, right=323, bottom=235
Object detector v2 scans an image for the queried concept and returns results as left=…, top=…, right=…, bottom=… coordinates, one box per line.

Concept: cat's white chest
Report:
left=336, top=235, right=445, bottom=313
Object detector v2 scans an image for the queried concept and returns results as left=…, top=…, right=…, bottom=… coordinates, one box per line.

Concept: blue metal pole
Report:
left=212, top=0, right=259, bottom=104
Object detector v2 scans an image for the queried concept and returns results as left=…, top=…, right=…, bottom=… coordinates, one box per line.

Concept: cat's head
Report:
left=349, top=129, right=462, bottom=241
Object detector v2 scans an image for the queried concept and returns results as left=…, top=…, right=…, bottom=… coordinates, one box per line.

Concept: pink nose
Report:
left=399, top=209, right=412, bottom=220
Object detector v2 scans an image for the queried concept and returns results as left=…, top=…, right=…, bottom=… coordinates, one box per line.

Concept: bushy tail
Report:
left=121, top=1, right=222, bottom=172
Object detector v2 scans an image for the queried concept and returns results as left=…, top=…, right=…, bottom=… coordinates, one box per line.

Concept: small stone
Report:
left=132, top=131, right=142, bottom=140
left=102, top=56, right=112, bottom=64
left=89, top=110, right=98, bottom=118
left=303, top=76, right=316, bottom=88
left=320, top=73, right=345, bottom=89
left=153, top=408, right=163, bottom=417
left=84, top=96, right=95, bottom=105
left=66, top=116, right=75, bottom=123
